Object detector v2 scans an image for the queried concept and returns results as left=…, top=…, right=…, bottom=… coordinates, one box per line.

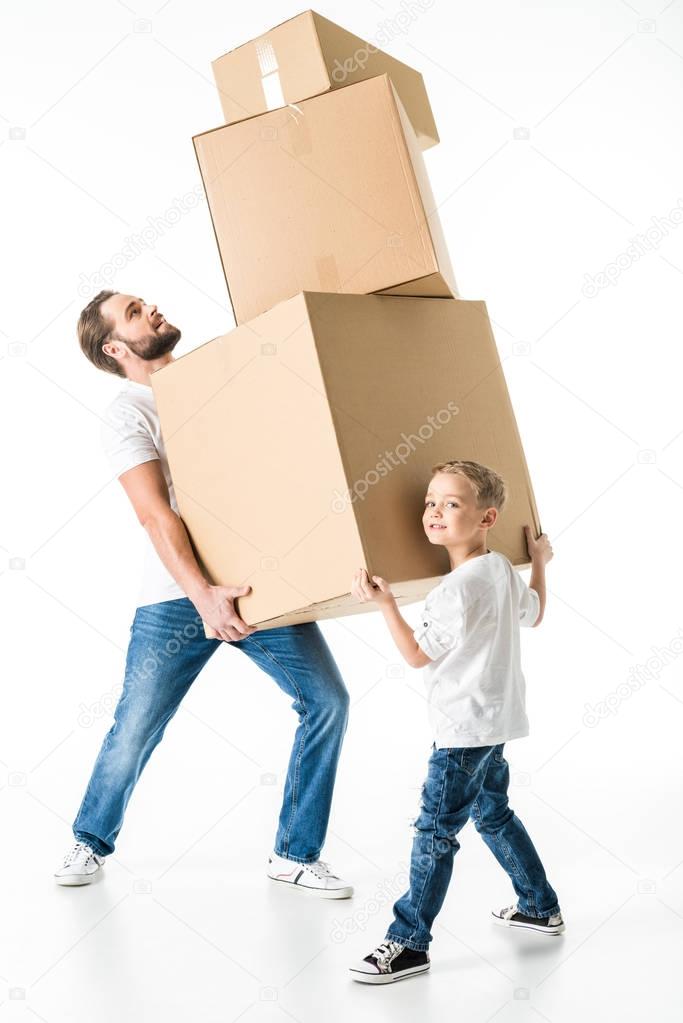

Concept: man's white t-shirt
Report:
left=412, top=550, right=540, bottom=749
left=100, top=379, right=186, bottom=607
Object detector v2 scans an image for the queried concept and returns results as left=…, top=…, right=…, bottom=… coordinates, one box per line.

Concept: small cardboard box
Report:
left=211, top=9, right=439, bottom=150
left=193, top=74, right=457, bottom=326
left=151, top=293, right=541, bottom=630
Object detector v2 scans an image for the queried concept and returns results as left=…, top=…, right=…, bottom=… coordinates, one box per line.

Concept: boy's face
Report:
left=422, top=472, right=496, bottom=546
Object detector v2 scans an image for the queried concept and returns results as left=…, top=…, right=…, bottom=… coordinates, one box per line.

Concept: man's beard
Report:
left=126, top=322, right=182, bottom=361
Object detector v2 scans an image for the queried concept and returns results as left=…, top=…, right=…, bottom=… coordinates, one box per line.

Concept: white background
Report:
left=2, top=0, right=683, bottom=1019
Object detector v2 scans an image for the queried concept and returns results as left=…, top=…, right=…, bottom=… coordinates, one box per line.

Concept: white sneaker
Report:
left=267, top=852, right=353, bottom=899
left=54, top=840, right=105, bottom=886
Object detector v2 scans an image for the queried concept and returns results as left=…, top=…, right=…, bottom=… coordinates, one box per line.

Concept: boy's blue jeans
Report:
left=73, top=598, right=349, bottom=863
left=386, top=743, right=561, bottom=951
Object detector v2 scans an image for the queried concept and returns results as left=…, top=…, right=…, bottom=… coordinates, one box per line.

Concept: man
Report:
left=55, top=290, right=352, bottom=898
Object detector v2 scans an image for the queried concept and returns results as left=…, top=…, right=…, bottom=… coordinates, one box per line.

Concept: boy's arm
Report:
left=352, top=568, right=443, bottom=669
left=525, top=525, right=553, bottom=626
left=529, top=561, right=546, bottom=626
left=378, top=600, right=433, bottom=669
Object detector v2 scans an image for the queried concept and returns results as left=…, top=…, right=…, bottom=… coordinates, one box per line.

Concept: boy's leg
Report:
left=72, top=599, right=220, bottom=856
left=385, top=745, right=494, bottom=951
left=234, top=621, right=350, bottom=864
left=470, top=743, right=561, bottom=918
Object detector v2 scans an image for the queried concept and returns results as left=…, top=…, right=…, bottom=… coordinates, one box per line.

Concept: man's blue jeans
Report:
left=386, top=743, right=561, bottom=951
left=73, top=598, right=349, bottom=863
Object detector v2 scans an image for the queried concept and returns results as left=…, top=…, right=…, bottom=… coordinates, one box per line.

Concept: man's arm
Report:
left=118, top=461, right=256, bottom=642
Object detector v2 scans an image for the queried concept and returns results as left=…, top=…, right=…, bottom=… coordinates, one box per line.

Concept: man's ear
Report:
left=102, top=337, right=126, bottom=361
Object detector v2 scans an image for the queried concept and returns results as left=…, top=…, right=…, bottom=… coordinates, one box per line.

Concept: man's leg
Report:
left=235, top=621, right=349, bottom=864
left=385, top=744, right=495, bottom=950
left=72, top=598, right=220, bottom=856
left=470, top=743, right=561, bottom=918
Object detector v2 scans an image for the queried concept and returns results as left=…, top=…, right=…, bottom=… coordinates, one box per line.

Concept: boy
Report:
left=348, top=459, right=563, bottom=985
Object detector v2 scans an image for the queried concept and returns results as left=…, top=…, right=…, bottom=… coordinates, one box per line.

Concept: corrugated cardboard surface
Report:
left=151, top=293, right=541, bottom=629
left=193, top=74, right=456, bottom=325
left=211, top=9, right=439, bottom=149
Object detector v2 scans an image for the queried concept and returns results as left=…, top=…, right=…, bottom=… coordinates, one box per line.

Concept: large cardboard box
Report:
left=193, top=74, right=457, bottom=326
left=211, top=10, right=439, bottom=150
left=151, top=293, right=541, bottom=630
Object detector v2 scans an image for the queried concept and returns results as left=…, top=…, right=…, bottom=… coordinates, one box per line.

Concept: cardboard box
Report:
left=151, top=293, right=541, bottom=630
left=211, top=10, right=439, bottom=150
left=193, top=74, right=457, bottom=326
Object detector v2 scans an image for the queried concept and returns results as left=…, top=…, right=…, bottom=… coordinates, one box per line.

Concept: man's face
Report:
left=101, top=293, right=181, bottom=361
left=422, top=472, right=494, bottom=545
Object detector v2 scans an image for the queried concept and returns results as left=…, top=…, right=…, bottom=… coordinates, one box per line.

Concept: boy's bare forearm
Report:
left=379, top=598, right=424, bottom=667
left=529, top=560, right=547, bottom=625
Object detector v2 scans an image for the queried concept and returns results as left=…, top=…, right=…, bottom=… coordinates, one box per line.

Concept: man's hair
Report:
left=430, top=459, right=507, bottom=512
left=77, top=289, right=125, bottom=378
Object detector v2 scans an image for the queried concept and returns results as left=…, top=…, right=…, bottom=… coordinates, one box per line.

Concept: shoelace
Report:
left=62, top=840, right=95, bottom=867
left=305, top=859, right=339, bottom=881
left=373, top=941, right=404, bottom=967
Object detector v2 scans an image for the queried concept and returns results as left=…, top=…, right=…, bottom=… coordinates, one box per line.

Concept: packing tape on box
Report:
left=284, top=104, right=312, bottom=157
left=256, top=38, right=285, bottom=111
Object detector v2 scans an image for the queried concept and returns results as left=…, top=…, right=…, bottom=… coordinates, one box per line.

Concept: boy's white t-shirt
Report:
left=100, top=379, right=186, bottom=607
left=413, top=550, right=540, bottom=749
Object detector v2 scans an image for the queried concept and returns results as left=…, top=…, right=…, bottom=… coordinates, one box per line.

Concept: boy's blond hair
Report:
left=430, top=459, right=507, bottom=512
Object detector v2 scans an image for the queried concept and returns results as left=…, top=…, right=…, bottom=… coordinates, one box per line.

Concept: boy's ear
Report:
left=482, top=507, right=498, bottom=528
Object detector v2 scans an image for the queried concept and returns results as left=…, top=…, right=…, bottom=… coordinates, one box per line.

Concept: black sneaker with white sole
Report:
left=350, top=940, right=430, bottom=984
left=492, top=903, right=565, bottom=934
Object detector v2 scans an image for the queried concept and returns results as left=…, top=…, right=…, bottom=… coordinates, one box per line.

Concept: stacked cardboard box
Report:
left=151, top=11, right=541, bottom=631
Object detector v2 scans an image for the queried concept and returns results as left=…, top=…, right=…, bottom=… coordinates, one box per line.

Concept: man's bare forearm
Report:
left=529, top=561, right=547, bottom=625
left=143, top=506, right=211, bottom=605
